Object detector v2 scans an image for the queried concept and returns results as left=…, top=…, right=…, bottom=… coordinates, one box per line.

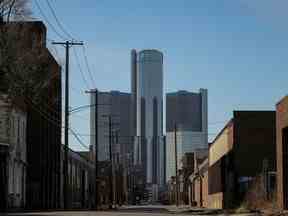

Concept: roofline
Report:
left=276, top=95, right=288, bottom=106
left=62, top=144, right=93, bottom=164
left=96, top=90, right=131, bottom=95
left=3, top=20, right=46, bottom=31
left=210, top=110, right=276, bottom=148
left=210, top=118, right=233, bottom=148
left=138, top=49, right=163, bottom=54
left=166, top=88, right=207, bottom=95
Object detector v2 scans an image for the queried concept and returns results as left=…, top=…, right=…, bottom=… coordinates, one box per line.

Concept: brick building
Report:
left=24, top=22, right=62, bottom=210
left=0, top=21, right=61, bottom=210
left=276, top=96, right=288, bottom=209
left=208, top=111, right=276, bottom=209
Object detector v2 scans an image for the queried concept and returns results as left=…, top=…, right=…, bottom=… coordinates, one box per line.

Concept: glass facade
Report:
left=133, top=50, right=165, bottom=190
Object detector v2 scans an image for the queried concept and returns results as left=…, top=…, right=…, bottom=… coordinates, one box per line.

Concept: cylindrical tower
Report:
left=136, top=49, right=164, bottom=193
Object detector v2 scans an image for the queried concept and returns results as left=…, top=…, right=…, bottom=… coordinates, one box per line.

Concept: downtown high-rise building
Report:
left=90, top=90, right=133, bottom=162
left=166, top=89, right=208, bottom=182
left=131, top=49, right=165, bottom=200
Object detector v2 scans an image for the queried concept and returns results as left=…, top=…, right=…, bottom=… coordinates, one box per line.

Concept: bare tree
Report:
left=0, top=0, right=31, bottom=22
left=0, top=0, right=59, bottom=105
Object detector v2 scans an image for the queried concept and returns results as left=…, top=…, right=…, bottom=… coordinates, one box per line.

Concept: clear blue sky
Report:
left=31, top=0, right=288, bottom=151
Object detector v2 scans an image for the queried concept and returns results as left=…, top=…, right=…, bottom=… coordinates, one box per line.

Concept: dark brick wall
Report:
left=233, top=111, right=276, bottom=177
left=25, top=23, right=62, bottom=210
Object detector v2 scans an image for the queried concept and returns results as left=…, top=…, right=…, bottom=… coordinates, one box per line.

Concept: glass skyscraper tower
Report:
left=131, top=49, right=165, bottom=200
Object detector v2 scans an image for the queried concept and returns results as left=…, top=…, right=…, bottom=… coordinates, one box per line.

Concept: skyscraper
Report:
left=166, top=89, right=208, bottom=182
left=90, top=90, right=133, bottom=162
left=131, top=49, right=165, bottom=200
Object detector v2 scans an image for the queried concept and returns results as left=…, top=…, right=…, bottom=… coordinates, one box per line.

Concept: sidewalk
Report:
left=165, top=205, right=262, bottom=215
left=166, top=205, right=223, bottom=214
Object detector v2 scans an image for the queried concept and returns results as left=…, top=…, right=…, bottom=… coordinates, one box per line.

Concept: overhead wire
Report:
left=43, top=0, right=96, bottom=90
left=69, top=128, right=90, bottom=150
left=45, top=0, right=77, bottom=41
left=82, top=45, right=96, bottom=87
left=72, top=46, right=91, bottom=90
left=34, top=0, right=68, bottom=40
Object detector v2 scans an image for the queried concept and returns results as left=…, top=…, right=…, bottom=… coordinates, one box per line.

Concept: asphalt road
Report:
left=1, top=205, right=257, bottom=216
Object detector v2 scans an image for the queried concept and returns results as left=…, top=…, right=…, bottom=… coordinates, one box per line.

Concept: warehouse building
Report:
left=276, top=96, right=288, bottom=209
left=208, top=111, right=276, bottom=209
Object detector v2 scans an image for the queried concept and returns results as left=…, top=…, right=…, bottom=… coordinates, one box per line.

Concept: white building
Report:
left=0, top=95, right=27, bottom=208
left=166, top=89, right=208, bottom=182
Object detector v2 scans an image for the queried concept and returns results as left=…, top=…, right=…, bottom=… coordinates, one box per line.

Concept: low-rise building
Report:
left=63, top=147, right=94, bottom=209
left=1, top=21, right=62, bottom=210
left=0, top=95, right=26, bottom=210
left=189, top=158, right=209, bottom=207
left=186, top=149, right=208, bottom=207
left=208, top=111, right=276, bottom=209
left=168, top=149, right=208, bottom=205
left=276, top=96, right=288, bottom=209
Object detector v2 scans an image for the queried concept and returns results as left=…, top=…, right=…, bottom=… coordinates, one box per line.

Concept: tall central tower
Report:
left=131, top=49, right=164, bottom=201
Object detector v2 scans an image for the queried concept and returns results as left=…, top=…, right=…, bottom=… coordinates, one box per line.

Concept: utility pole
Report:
left=108, top=116, right=114, bottom=209
left=112, top=131, right=117, bottom=207
left=174, top=123, right=179, bottom=207
left=52, top=40, right=83, bottom=209
left=86, top=89, right=99, bottom=209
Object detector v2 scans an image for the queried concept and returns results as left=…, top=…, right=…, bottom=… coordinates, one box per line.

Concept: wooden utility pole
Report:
left=108, top=116, right=114, bottom=209
left=52, top=40, right=83, bottom=209
left=174, top=123, right=179, bottom=207
left=86, top=89, right=99, bottom=209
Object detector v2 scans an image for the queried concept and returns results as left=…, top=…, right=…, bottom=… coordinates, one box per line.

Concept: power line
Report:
left=69, top=128, right=90, bottom=150
left=43, top=0, right=95, bottom=90
left=70, top=114, right=89, bottom=121
left=25, top=98, right=63, bottom=129
left=34, top=0, right=68, bottom=40
left=45, top=0, right=76, bottom=40
left=72, top=47, right=91, bottom=89
left=82, top=45, right=96, bottom=87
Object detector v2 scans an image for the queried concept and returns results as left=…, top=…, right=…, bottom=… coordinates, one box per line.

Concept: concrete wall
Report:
left=208, top=122, right=233, bottom=209
left=208, top=192, right=224, bottom=209
left=202, top=170, right=209, bottom=208
left=209, top=123, right=233, bottom=167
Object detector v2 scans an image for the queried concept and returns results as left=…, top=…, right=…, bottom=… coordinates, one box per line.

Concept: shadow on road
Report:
left=116, top=207, right=171, bottom=214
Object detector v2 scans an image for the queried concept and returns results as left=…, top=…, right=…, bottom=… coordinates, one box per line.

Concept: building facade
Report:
left=189, top=158, right=209, bottom=207
left=90, top=90, right=133, bottom=204
left=131, top=49, right=165, bottom=200
left=276, top=96, right=288, bottom=209
left=0, top=21, right=62, bottom=210
left=61, top=147, right=93, bottom=209
left=90, top=90, right=133, bottom=162
left=0, top=95, right=26, bottom=210
left=166, top=89, right=208, bottom=182
left=22, top=22, right=62, bottom=209
left=208, top=111, right=276, bottom=209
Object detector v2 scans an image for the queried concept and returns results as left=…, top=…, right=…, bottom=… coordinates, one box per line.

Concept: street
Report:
left=2, top=205, right=258, bottom=216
